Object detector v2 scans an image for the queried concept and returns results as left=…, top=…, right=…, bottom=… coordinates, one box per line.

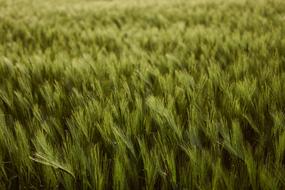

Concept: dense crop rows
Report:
left=0, top=0, right=285, bottom=189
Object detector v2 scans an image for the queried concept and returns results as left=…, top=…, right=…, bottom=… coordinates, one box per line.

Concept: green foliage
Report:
left=0, top=0, right=285, bottom=189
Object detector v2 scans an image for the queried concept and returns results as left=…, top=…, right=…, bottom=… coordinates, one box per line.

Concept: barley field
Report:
left=0, top=0, right=285, bottom=189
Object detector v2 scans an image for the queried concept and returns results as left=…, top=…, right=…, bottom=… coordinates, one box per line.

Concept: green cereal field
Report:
left=0, top=0, right=285, bottom=189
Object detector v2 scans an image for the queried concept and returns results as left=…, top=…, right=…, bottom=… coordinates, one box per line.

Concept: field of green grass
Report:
left=0, top=0, right=285, bottom=189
